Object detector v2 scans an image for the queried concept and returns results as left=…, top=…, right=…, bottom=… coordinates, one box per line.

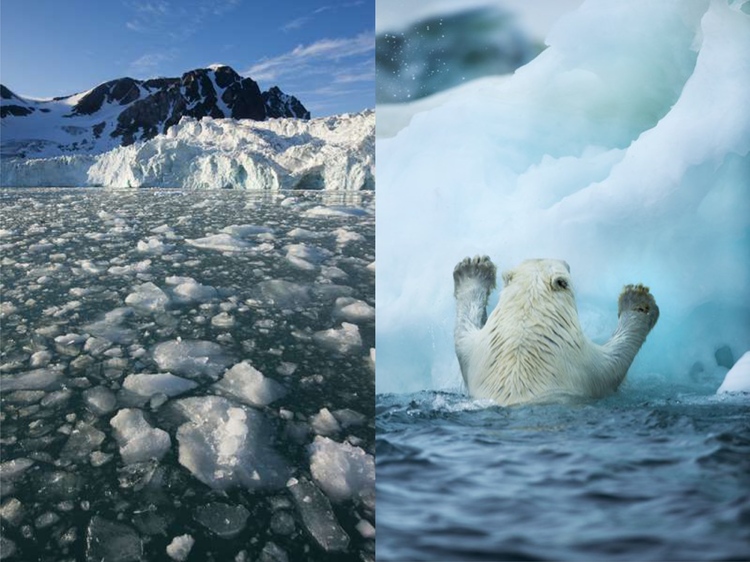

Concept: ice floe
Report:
left=110, top=408, right=171, bottom=464
left=213, top=361, right=287, bottom=408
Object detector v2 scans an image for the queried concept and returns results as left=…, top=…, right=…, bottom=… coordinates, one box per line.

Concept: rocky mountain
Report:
left=0, top=65, right=310, bottom=158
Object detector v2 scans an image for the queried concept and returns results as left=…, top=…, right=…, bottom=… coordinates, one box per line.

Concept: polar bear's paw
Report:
left=453, top=255, right=497, bottom=297
left=618, top=283, right=659, bottom=330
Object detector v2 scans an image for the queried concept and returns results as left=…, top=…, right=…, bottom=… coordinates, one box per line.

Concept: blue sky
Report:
left=0, top=0, right=374, bottom=116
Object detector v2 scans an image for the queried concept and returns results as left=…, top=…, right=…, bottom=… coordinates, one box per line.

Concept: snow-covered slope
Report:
left=1, top=110, right=374, bottom=190
left=376, top=0, right=750, bottom=394
left=0, top=66, right=309, bottom=159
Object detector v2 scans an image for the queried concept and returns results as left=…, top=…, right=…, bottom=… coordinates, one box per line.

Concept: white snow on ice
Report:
left=376, top=0, right=750, bottom=394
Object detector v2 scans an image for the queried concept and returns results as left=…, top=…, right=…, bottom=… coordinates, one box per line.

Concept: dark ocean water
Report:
left=376, top=390, right=750, bottom=561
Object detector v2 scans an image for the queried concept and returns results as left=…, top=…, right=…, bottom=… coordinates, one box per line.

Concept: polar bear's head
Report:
left=498, top=259, right=578, bottom=315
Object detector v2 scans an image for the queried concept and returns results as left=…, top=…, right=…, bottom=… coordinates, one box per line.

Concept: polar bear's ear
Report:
left=502, top=270, right=514, bottom=286
left=562, top=260, right=570, bottom=273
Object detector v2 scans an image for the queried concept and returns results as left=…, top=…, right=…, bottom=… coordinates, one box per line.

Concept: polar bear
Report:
left=453, top=256, right=658, bottom=406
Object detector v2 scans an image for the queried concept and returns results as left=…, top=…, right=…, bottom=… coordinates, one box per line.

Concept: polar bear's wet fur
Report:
left=453, top=256, right=659, bottom=406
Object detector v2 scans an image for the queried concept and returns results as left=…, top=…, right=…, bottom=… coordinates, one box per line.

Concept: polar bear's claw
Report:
left=454, top=255, right=497, bottom=296
left=618, top=283, right=659, bottom=330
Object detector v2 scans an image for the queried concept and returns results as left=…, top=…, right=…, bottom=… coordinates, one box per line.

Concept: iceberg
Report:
left=376, top=0, right=750, bottom=394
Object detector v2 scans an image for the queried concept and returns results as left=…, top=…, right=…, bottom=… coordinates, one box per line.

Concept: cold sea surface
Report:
left=0, top=188, right=375, bottom=562
left=376, top=388, right=750, bottom=561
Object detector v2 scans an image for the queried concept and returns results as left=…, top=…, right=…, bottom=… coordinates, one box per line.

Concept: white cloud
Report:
left=244, top=32, right=374, bottom=82
left=129, top=50, right=177, bottom=76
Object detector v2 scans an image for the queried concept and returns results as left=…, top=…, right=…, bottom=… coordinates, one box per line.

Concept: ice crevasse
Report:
left=376, top=0, right=750, bottom=394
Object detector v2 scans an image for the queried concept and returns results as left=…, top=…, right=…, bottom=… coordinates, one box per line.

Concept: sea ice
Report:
left=172, top=280, right=218, bottom=303
left=186, top=233, right=252, bottom=252
left=82, top=386, right=118, bottom=415
left=152, top=339, right=233, bottom=379
left=213, top=361, right=287, bottom=408
left=333, top=297, right=375, bottom=323
left=166, top=534, right=195, bottom=561
left=85, top=516, right=143, bottom=562
left=309, top=436, right=375, bottom=510
left=258, top=280, right=310, bottom=308
left=173, top=396, right=289, bottom=490
left=194, top=502, right=249, bottom=539
left=125, top=282, right=171, bottom=313
left=287, top=477, right=350, bottom=553
left=83, top=308, right=136, bottom=344
left=717, top=352, right=750, bottom=394
left=123, top=373, right=198, bottom=398
left=60, top=422, right=106, bottom=461
left=312, top=323, right=362, bottom=355
left=220, top=224, right=274, bottom=237
left=110, top=408, right=171, bottom=465
left=0, top=368, right=61, bottom=391
left=310, top=408, right=341, bottom=437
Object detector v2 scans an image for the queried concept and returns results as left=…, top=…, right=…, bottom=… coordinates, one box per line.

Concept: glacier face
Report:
left=1, top=110, right=374, bottom=190
left=376, top=0, right=750, bottom=394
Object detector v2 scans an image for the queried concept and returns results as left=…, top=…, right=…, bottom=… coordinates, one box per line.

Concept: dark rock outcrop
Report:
left=1, top=65, right=310, bottom=150
left=263, top=86, right=311, bottom=119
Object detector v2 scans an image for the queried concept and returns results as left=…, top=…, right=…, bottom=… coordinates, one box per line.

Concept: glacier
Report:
left=1, top=110, right=374, bottom=190
left=376, top=0, right=750, bottom=395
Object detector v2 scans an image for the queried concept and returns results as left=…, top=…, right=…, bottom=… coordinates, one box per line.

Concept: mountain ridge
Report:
left=1, top=65, right=310, bottom=158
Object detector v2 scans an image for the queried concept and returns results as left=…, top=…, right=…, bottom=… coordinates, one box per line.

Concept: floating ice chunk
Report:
left=29, top=350, right=52, bottom=368
left=356, top=519, right=375, bottom=539
left=332, top=408, right=367, bottom=429
left=718, top=351, right=750, bottom=394
left=108, top=259, right=152, bottom=275
left=0, top=458, right=35, bottom=480
left=151, top=224, right=175, bottom=235
left=83, top=386, right=118, bottom=415
left=270, top=511, right=295, bottom=536
left=211, top=312, right=235, bottom=328
left=259, top=542, right=289, bottom=562
left=166, top=534, right=195, bottom=561
left=0, top=368, right=61, bottom=391
left=258, top=280, right=310, bottom=308
left=213, top=361, right=287, bottom=408
left=123, top=373, right=198, bottom=398
left=333, top=297, right=375, bottom=323
left=172, top=280, right=218, bottom=303
left=287, top=477, right=350, bottom=553
left=110, top=409, right=171, bottom=465
left=173, top=396, right=289, bottom=490
left=5, top=390, right=45, bottom=404
left=195, top=502, right=249, bottom=539
left=61, top=422, right=106, bottom=461
left=0, top=498, right=24, bottom=526
left=54, top=332, right=88, bottom=356
left=312, top=323, right=362, bottom=355
left=285, top=243, right=331, bottom=265
left=333, top=227, right=365, bottom=246
left=84, top=308, right=136, bottom=344
left=310, top=408, right=341, bottom=437
left=125, top=283, right=170, bottom=313
left=303, top=206, right=365, bottom=218
left=220, top=224, right=274, bottom=237
left=165, top=275, right=196, bottom=286
left=186, top=233, right=252, bottom=252
left=309, top=436, right=375, bottom=509
left=287, top=227, right=319, bottom=239
left=86, top=516, right=143, bottom=562
left=137, top=237, right=171, bottom=254
left=152, top=340, right=233, bottom=380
